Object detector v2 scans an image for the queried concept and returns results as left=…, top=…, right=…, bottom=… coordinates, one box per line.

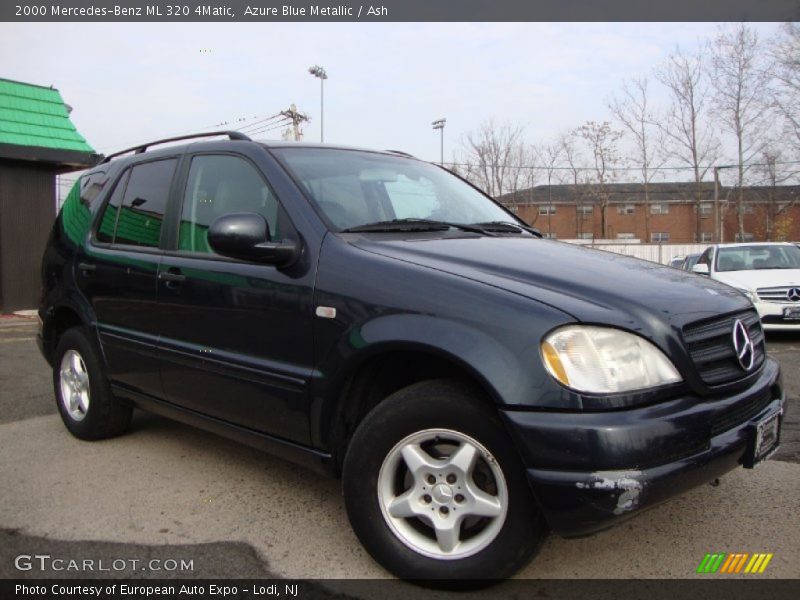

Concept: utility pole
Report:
left=432, top=118, right=446, bottom=165
left=713, top=166, right=720, bottom=243
left=279, top=104, right=309, bottom=141
left=713, top=164, right=736, bottom=243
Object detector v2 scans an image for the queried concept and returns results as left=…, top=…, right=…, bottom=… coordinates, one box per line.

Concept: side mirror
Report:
left=692, top=264, right=710, bottom=275
left=208, top=212, right=299, bottom=267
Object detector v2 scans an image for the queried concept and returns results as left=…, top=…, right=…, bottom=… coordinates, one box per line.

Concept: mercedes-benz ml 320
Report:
left=38, top=132, right=784, bottom=582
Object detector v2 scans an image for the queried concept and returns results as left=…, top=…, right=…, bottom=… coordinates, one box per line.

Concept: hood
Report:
left=713, top=269, right=800, bottom=291
left=352, top=236, right=752, bottom=336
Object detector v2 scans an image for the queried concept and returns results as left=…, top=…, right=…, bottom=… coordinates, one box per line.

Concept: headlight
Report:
left=734, top=288, right=757, bottom=303
left=541, top=326, right=682, bottom=394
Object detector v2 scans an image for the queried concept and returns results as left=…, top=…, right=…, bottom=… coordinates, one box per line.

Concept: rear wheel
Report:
left=343, top=379, right=546, bottom=583
left=53, top=328, right=132, bottom=440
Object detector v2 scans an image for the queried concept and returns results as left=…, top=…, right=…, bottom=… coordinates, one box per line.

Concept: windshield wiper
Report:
left=341, top=218, right=495, bottom=235
left=470, top=221, right=542, bottom=236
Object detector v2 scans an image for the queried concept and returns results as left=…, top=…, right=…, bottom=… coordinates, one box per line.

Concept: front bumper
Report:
left=501, top=358, right=784, bottom=537
left=754, top=299, right=800, bottom=330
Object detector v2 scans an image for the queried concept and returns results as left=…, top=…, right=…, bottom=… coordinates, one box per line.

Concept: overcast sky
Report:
left=0, top=22, right=783, bottom=168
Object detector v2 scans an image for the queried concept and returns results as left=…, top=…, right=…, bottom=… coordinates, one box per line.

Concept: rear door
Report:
left=156, top=150, right=316, bottom=444
left=76, top=156, right=178, bottom=398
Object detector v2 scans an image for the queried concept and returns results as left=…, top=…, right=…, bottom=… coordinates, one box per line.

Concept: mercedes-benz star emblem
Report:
left=732, top=319, right=755, bottom=371
left=787, top=287, right=800, bottom=302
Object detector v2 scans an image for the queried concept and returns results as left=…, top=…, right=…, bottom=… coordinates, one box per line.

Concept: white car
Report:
left=693, top=242, right=800, bottom=330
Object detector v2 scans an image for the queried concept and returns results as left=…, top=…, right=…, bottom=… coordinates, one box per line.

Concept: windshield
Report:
left=716, top=245, right=800, bottom=272
left=272, top=148, right=518, bottom=232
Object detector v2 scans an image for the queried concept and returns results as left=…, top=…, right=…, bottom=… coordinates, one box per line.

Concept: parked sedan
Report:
left=681, top=253, right=701, bottom=272
left=693, top=242, right=800, bottom=329
left=668, top=255, right=685, bottom=268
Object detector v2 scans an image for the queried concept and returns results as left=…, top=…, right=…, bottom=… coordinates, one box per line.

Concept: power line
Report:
left=245, top=118, right=293, bottom=137
left=444, top=159, right=800, bottom=172
left=236, top=113, right=285, bottom=133
left=94, top=112, right=279, bottom=153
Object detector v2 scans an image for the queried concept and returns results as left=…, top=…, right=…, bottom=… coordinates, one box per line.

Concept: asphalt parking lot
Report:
left=0, top=315, right=798, bottom=588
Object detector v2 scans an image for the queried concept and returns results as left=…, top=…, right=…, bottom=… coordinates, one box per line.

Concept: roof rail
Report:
left=385, top=149, right=416, bottom=158
left=100, top=131, right=252, bottom=163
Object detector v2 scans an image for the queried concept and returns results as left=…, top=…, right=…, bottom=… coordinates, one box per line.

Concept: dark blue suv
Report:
left=38, top=132, right=784, bottom=582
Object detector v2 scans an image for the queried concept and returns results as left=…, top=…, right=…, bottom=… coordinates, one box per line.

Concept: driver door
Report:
left=156, top=152, right=315, bottom=444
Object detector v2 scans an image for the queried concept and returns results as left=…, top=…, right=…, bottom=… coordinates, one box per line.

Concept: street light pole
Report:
left=432, top=118, right=446, bottom=165
left=308, top=65, right=328, bottom=143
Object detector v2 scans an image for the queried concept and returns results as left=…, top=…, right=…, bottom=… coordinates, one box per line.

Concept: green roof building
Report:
left=0, top=77, right=97, bottom=312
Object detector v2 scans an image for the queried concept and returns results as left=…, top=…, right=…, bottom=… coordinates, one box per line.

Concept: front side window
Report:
left=178, top=155, right=281, bottom=254
left=651, top=232, right=670, bottom=242
left=272, top=148, right=514, bottom=231
left=96, top=159, right=176, bottom=248
left=697, top=248, right=712, bottom=267
left=651, top=203, right=669, bottom=215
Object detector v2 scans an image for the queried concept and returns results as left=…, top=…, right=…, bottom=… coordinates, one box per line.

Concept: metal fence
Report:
left=564, top=240, right=710, bottom=265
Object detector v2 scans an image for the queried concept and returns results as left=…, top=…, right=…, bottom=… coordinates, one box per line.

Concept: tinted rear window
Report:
left=97, top=159, right=176, bottom=248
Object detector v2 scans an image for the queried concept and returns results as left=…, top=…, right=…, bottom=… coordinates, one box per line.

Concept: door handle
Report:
left=158, top=269, right=186, bottom=285
left=77, top=262, right=96, bottom=275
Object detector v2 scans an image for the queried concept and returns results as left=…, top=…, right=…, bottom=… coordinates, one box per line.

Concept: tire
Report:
left=53, top=327, right=132, bottom=440
left=342, top=379, right=547, bottom=584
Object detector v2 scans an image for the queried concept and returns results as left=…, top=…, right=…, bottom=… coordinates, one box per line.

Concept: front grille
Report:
left=757, top=286, right=800, bottom=303
left=710, top=389, right=773, bottom=436
left=682, top=310, right=765, bottom=386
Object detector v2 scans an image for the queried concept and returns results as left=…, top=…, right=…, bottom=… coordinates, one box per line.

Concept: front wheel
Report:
left=343, top=380, right=547, bottom=583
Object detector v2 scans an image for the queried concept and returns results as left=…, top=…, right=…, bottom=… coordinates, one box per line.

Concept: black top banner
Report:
left=2, top=0, right=799, bottom=22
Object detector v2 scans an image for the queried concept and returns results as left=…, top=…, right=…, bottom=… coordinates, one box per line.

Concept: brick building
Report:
left=499, top=182, right=800, bottom=243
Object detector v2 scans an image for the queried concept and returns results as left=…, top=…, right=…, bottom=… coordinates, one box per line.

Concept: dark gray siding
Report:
left=0, top=159, right=56, bottom=312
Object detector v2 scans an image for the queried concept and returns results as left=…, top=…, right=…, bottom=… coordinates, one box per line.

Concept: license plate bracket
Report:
left=783, top=306, right=800, bottom=320
left=743, top=409, right=782, bottom=468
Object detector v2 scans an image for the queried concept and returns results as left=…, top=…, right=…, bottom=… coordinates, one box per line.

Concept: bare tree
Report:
left=655, top=46, right=720, bottom=241
left=574, top=121, right=624, bottom=239
left=711, top=23, right=775, bottom=240
left=771, top=23, right=800, bottom=160
left=531, top=141, right=564, bottom=234
left=609, top=76, right=665, bottom=241
left=456, top=120, right=528, bottom=198
left=753, top=147, right=797, bottom=240
left=557, top=132, right=588, bottom=237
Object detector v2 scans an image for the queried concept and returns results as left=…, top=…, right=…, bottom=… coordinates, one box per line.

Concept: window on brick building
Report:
left=735, top=232, right=755, bottom=242
left=651, top=232, right=670, bottom=242
left=543, top=232, right=557, bottom=239
left=616, top=204, right=635, bottom=214
left=699, top=203, right=713, bottom=216
left=698, top=232, right=713, bottom=242
left=651, top=203, right=669, bottom=215
left=577, top=232, right=594, bottom=239
left=616, top=232, right=636, bottom=240
left=577, top=205, right=594, bottom=215
left=538, top=205, right=556, bottom=215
